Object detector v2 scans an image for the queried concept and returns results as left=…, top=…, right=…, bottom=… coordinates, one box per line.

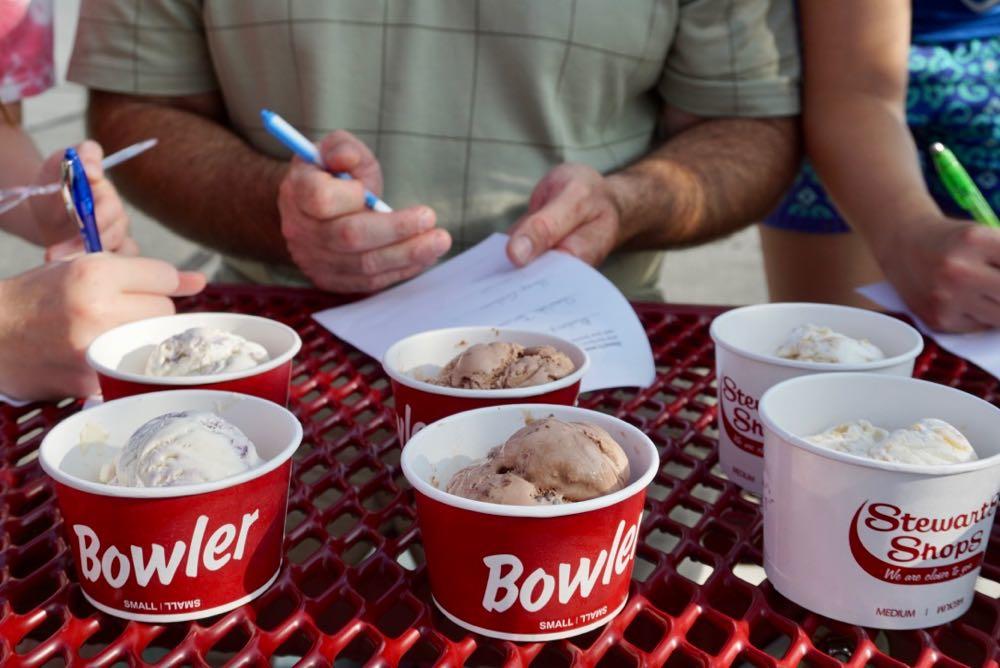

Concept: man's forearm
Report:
left=87, top=91, right=291, bottom=263
left=608, top=116, right=800, bottom=248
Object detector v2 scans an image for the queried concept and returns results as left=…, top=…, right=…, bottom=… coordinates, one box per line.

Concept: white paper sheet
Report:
left=313, top=233, right=656, bottom=392
left=858, top=281, right=1000, bottom=378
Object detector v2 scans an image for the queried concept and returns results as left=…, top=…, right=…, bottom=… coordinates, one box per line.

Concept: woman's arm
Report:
left=803, top=0, right=1000, bottom=330
left=0, top=101, right=47, bottom=244
left=804, top=1, right=937, bottom=246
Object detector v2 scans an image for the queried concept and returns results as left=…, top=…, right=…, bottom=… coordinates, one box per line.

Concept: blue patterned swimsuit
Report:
left=765, top=0, right=1000, bottom=233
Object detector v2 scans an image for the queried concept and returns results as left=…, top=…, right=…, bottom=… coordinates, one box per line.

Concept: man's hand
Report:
left=277, top=130, right=451, bottom=293
left=0, top=254, right=205, bottom=401
left=32, top=140, right=136, bottom=256
left=880, top=216, right=1000, bottom=332
left=507, top=163, right=627, bottom=267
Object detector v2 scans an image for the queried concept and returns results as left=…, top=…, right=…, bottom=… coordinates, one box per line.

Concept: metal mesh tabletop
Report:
left=1, top=285, right=996, bottom=667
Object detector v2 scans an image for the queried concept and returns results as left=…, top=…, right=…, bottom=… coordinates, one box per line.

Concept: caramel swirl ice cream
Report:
left=776, top=324, right=885, bottom=364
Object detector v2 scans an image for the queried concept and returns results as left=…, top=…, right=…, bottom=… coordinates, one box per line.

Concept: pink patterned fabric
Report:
left=0, top=0, right=53, bottom=104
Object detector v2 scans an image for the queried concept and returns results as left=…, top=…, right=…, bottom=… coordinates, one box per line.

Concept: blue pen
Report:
left=260, top=109, right=392, bottom=213
left=61, top=148, right=103, bottom=253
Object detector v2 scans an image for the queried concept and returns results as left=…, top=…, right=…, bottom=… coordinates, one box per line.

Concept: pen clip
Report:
left=60, top=158, right=85, bottom=232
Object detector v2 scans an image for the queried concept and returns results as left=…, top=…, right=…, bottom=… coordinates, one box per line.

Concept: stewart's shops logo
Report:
left=719, top=375, right=763, bottom=456
left=849, top=496, right=998, bottom=585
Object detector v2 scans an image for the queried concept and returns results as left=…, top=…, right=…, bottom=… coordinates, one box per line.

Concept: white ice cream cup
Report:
left=709, top=303, right=923, bottom=494
left=39, top=390, right=302, bottom=622
left=760, top=373, right=1000, bottom=629
left=87, top=313, right=302, bottom=405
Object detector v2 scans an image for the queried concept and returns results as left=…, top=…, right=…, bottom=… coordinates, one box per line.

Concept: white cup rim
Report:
left=86, top=313, right=303, bottom=385
left=400, top=403, right=658, bottom=518
left=39, top=389, right=304, bottom=499
left=709, top=303, right=924, bottom=372
left=383, top=326, right=591, bottom=399
left=759, top=372, right=1000, bottom=476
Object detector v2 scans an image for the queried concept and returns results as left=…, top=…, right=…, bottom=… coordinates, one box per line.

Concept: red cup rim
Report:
left=709, top=302, right=923, bottom=372
left=382, top=326, right=591, bottom=399
left=86, top=313, right=302, bottom=386
left=760, top=372, right=1000, bottom=476
left=401, top=403, right=658, bottom=518
left=39, top=390, right=303, bottom=499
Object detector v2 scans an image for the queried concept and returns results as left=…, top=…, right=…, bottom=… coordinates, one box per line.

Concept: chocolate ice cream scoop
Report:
left=445, top=418, right=630, bottom=505
left=435, top=342, right=574, bottom=389
left=500, top=346, right=576, bottom=388
left=447, top=464, right=564, bottom=505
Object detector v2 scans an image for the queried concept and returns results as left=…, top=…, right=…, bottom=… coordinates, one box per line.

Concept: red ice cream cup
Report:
left=401, top=404, right=658, bottom=641
left=383, top=327, right=590, bottom=445
left=39, top=390, right=302, bottom=622
left=86, top=313, right=302, bottom=405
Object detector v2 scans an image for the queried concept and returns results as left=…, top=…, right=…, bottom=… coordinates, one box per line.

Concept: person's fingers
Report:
left=114, top=236, right=141, bottom=257
left=46, top=237, right=83, bottom=261
left=75, top=139, right=107, bottom=181
left=174, top=271, right=207, bottom=296
left=337, top=228, right=451, bottom=275
left=99, top=256, right=187, bottom=295
left=556, top=218, right=614, bottom=266
left=315, top=262, right=427, bottom=294
left=93, top=194, right=128, bottom=247
left=288, top=159, right=367, bottom=220
left=970, top=292, right=1000, bottom=327
left=110, top=294, right=177, bottom=326
left=324, top=206, right=437, bottom=253
left=507, top=181, right=589, bottom=266
left=319, top=130, right=383, bottom=196
left=958, top=223, right=1000, bottom=265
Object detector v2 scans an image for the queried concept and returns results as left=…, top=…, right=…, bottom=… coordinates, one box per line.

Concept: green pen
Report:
left=930, top=142, right=1000, bottom=228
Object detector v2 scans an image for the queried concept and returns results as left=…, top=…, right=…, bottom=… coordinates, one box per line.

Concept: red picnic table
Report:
left=0, top=285, right=997, bottom=668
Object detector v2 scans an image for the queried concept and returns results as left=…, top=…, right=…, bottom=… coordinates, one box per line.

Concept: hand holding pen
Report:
left=37, top=139, right=156, bottom=257
left=265, top=110, right=452, bottom=294
left=878, top=143, right=1000, bottom=332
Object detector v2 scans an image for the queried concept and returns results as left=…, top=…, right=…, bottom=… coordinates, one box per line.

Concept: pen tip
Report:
left=64, top=146, right=78, bottom=160
left=930, top=142, right=945, bottom=154
left=260, top=108, right=273, bottom=120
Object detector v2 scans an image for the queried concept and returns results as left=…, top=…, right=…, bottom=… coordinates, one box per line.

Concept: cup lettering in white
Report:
left=482, top=554, right=522, bottom=612
left=185, top=516, right=209, bottom=577
left=557, top=555, right=606, bottom=604
left=396, top=404, right=427, bottom=444
left=131, top=542, right=185, bottom=587
left=519, top=569, right=555, bottom=612
left=75, top=525, right=101, bottom=582
left=72, top=509, right=262, bottom=590
left=101, top=546, right=130, bottom=588
left=480, top=515, right=641, bottom=614
left=204, top=524, right=237, bottom=571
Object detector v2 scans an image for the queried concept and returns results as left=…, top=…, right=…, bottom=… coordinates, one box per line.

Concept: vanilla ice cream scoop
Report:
left=871, top=418, right=977, bottom=465
left=776, top=324, right=885, bottom=364
left=433, top=342, right=575, bottom=389
left=803, top=419, right=889, bottom=458
left=446, top=418, right=630, bottom=505
left=110, top=411, right=263, bottom=487
left=144, top=327, right=269, bottom=377
left=806, top=418, right=976, bottom=465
